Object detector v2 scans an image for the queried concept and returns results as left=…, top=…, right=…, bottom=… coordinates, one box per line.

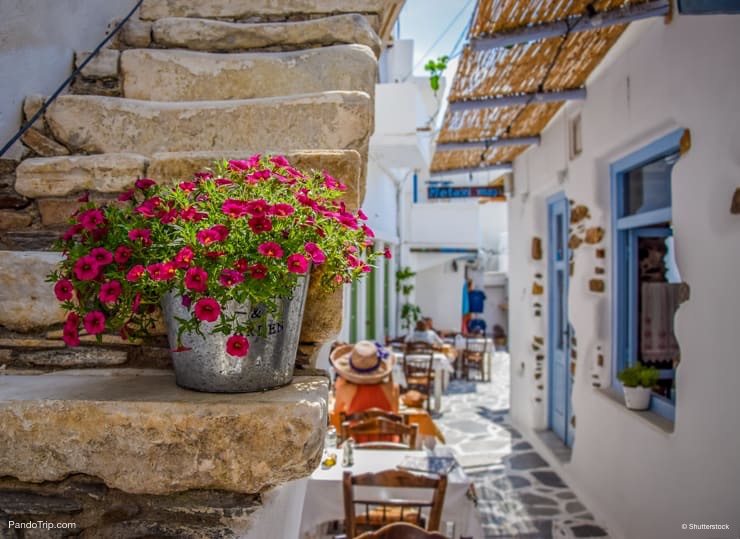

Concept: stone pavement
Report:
left=433, top=353, right=610, bottom=539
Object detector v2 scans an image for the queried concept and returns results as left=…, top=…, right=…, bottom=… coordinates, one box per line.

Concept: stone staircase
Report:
left=0, top=0, right=403, bottom=370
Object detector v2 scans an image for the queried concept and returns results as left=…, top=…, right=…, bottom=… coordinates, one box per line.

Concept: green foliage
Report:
left=424, top=55, right=449, bottom=92
left=617, top=363, right=660, bottom=388
left=395, top=266, right=421, bottom=330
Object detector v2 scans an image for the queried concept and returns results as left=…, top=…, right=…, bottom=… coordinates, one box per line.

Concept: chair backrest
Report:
left=341, top=417, right=418, bottom=449
left=355, top=521, right=451, bottom=539
left=340, top=407, right=407, bottom=425
left=402, top=343, right=434, bottom=380
left=464, top=336, right=489, bottom=355
left=343, top=469, right=448, bottom=538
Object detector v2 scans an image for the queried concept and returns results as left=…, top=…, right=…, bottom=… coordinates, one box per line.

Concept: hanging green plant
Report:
left=424, top=55, right=449, bottom=93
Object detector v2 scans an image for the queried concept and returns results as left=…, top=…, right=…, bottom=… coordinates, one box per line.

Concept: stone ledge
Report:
left=0, top=369, right=329, bottom=495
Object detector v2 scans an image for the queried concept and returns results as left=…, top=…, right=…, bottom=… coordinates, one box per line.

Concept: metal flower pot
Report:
left=161, top=276, right=309, bottom=393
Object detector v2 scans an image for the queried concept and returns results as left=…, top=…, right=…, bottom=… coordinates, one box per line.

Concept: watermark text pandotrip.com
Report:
left=8, top=520, right=77, bottom=530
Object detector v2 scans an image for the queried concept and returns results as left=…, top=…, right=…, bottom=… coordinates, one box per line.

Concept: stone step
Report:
left=150, top=14, right=381, bottom=57
left=44, top=92, right=372, bottom=156
left=16, top=150, right=362, bottom=208
left=140, top=0, right=388, bottom=23
left=121, top=45, right=376, bottom=102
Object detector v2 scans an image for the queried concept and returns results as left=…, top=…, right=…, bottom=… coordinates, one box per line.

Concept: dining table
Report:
left=299, top=448, right=483, bottom=539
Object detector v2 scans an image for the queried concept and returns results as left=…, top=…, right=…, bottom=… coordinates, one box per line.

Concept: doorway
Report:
left=547, top=192, right=573, bottom=447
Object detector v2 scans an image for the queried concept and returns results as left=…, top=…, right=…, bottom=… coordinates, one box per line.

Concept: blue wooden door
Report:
left=547, top=193, right=573, bottom=447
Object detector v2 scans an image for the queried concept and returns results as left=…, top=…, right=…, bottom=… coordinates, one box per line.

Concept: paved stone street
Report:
left=434, top=353, right=610, bottom=539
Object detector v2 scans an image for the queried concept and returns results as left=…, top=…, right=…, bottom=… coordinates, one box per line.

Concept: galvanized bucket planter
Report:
left=161, top=276, right=309, bottom=393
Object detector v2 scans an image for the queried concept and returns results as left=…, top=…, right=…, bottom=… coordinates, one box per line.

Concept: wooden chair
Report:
left=461, top=336, right=489, bottom=382
left=342, top=469, right=448, bottom=538
left=340, top=408, right=407, bottom=426
left=402, top=342, right=435, bottom=412
left=341, top=417, right=418, bottom=449
left=355, top=522, right=450, bottom=539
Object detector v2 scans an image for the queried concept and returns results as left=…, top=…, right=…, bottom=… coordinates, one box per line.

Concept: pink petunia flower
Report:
left=222, top=199, right=249, bottom=218
left=174, top=246, right=195, bottom=269
left=117, top=189, right=135, bottom=202
left=245, top=199, right=269, bottom=216
left=179, top=181, right=196, bottom=192
left=73, top=256, right=99, bottom=281
left=147, top=262, right=176, bottom=281
left=304, top=242, right=326, bottom=265
left=196, top=228, right=221, bottom=246
left=249, top=263, right=268, bottom=280
left=62, top=322, right=80, bottom=347
left=248, top=216, right=272, bottom=234
left=270, top=155, right=290, bottom=168
left=99, top=280, right=122, bottom=303
left=54, top=279, right=74, bottom=301
left=62, top=224, right=83, bottom=241
left=134, top=178, right=155, bottom=190
left=212, top=224, right=229, bottom=241
left=194, top=298, right=220, bottom=322
left=258, top=242, right=283, bottom=258
left=384, top=247, right=392, bottom=259
left=219, top=269, right=244, bottom=287
left=83, top=311, right=106, bottom=334
left=77, top=192, right=90, bottom=203
left=205, top=251, right=225, bottom=258
left=126, top=265, right=145, bottom=282
left=90, top=247, right=113, bottom=266
left=79, top=209, right=105, bottom=230
left=184, top=267, right=208, bottom=293
left=357, top=209, right=368, bottom=220
left=361, top=224, right=375, bottom=238
left=180, top=207, right=207, bottom=222
left=128, top=228, right=151, bottom=244
left=323, top=172, right=347, bottom=192
left=131, top=293, right=141, bottom=313
left=270, top=203, right=295, bottom=217
left=214, top=178, right=234, bottom=186
left=287, top=253, right=309, bottom=274
left=337, top=212, right=359, bottom=230
left=234, top=258, right=249, bottom=272
left=114, top=246, right=132, bottom=264
left=228, top=159, right=250, bottom=171
left=226, top=335, right=250, bottom=357
left=346, top=254, right=361, bottom=268
left=181, top=295, right=192, bottom=308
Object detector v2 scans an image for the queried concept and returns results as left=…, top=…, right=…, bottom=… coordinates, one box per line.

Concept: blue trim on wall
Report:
left=413, top=172, right=418, bottom=203
left=610, top=128, right=683, bottom=421
left=678, top=0, right=740, bottom=14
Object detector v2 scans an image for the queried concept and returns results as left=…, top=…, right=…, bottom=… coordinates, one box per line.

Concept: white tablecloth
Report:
left=299, top=449, right=483, bottom=539
left=452, top=337, right=494, bottom=380
left=392, top=352, right=454, bottom=413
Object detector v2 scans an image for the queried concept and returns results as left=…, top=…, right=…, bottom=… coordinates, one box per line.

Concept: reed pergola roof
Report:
left=431, top=0, right=669, bottom=174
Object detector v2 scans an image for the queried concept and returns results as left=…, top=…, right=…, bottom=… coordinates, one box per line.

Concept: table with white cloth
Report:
left=452, top=336, right=495, bottom=381
left=390, top=351, right=454, bottom=413
left=299, top=449, right=483, bottom=539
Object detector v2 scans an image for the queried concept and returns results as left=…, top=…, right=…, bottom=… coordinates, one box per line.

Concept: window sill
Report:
left=596, top=387, right=675, bottom=434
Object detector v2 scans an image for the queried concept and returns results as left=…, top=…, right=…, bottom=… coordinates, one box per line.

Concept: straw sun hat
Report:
left=329, top=340, right=395, bottom=385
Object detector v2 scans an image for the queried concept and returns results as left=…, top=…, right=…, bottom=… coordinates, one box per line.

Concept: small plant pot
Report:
left=623, top=386, right=652, bottom=410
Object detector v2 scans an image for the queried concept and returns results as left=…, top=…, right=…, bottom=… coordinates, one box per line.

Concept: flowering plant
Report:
left=49, top=154, right=389, bottom=357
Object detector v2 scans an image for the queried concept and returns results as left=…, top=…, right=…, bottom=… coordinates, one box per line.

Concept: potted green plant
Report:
left=617, top=363, right=660, bottom=410
left=395, top=266, right=421, bottom=332
left=48, top=154, right=387, bottom=392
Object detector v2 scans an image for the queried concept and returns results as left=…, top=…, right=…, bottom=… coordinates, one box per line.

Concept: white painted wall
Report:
left=415, top=262, right=465, bottom=333
left=509, top=13, right=740, bottom=539
left=0, top=0, right=139, bottom=157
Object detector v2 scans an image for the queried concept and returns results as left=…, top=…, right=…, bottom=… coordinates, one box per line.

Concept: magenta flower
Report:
left=126, top=265, right=145, bottom=282
left=249, top=263, right=268, bottom=280
left=54, top=279, right=74, bottom=301
left=234, top=258, right=249, bottom=272
left=212, top=224, right=229, bottom=241
left=117, top=189, right=135, bottom=201
left=228, top=159, right=250, bottom=171
left=99, top=280, right=122, bottom=303
left=79, top=209, right=105, bottom=230
left=287, top=253, right=309, bottom=274
left=77, top=192, right=90, bottom=202
left=62, top=224, right=83, bottom=241
left=174, top=246, right=195, bottom=269
left=74, top=256, right=99, bottom=281
left=132, top=293, right=141, bottom=313
left=361, top=224, right=375, bottom=238
left=196, top=228, right=221, bottom=246
left=338, top=212, right=359, bottom=230
left=214, top=178, right=234, bottom=186
left=248, top=216, right=272, bottom=234
left=181, top=295, right=192, bottom=308
left=219, top=269, right=244, bottom=287
left=346, top=254, right=361, bottom=268
left=83, top=311, right=106, bottom=334
left=226, top=335, right=249, bottom=357
left=179, top=181, right=196, bottom=192
left=323, top=173, right=347, bottom=192
left=135, top=178, right=155, bottom=190
left=258, top=242, right=283, bottom=258
left=194, top=298, right=220, bottom=322
left=194, top=171, right=212, bottom=180
left=384, top=247, right=392, bottom=259
left=270, top=203, right=295, bottom=217
left=114, top=246, right=132, bottom=264
left=222, top=199, right=249, bottom=218
left=270, top=155, right=290, bottom=168
left=304, top=242, right=326, bottom=264
left=358, top=209, right=368, bottom=220
left=62, top=322, right=80, bottom=347
left=185, top=267, right=208, bottom=293
left=147, top=262, right=176, bottom=281
left=90, top=247, right=113, bottom=266
left=246, top=199, right=269, bottom=216
left=128, top=229, right=151, bottom=244
left=205, top=251, right=225, bottom=258
left=180, top=207, right=207, bottom=222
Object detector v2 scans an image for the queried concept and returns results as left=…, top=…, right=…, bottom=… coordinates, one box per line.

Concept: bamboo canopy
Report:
left=432, top=0, right=664, bottom=174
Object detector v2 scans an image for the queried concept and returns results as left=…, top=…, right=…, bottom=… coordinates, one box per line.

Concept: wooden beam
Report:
left=448, top=88, right=586, bottom=112
left=430, top=163, right=512, bottom=178
left=470, top=0, right=670, bottom=51
left=436, top=135, right=540, bottom=152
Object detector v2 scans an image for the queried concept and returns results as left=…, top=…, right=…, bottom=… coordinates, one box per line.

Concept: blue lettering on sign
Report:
left=427, top=186, right=505, bottom=199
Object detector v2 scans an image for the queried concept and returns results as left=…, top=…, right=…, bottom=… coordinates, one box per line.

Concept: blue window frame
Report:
left=610, top=129, right=685, bottom=421
left=678, top=0, right=740, bottom=14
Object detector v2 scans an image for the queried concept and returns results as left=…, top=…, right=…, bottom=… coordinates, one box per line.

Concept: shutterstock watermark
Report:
left=7, top=521, right=77, bottom=531
left=680, top=523, right=731, bottom=531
